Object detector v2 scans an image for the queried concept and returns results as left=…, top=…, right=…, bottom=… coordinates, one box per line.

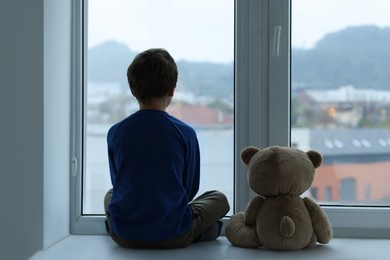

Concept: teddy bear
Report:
left=225, top=146, right=333, bottom=250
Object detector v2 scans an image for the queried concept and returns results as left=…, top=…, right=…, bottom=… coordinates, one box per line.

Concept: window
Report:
left=325, top=187, right=332, bottom=201
left=364, top=184, right=372, bottom=200
left=76, top=0, right=234, bottom=220
left=292, top=0, right=390, bottom=208
left=340, top=179, right=357, bottom=201
left=290, top=0, right=390, bottom=237
left=72, top=0, right=390, bottom=237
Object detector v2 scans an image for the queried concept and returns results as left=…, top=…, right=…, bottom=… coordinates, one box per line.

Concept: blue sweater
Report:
left=107, top=110, right=200, bottom=242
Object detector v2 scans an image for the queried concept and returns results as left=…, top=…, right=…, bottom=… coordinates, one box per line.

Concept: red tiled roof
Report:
left=167, top=103, right=233, bottom=126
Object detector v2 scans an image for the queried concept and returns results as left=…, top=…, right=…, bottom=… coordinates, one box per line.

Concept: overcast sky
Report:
left=88, top=0, right=390, bottom=63
left=292, top=0, right=390, bottom=49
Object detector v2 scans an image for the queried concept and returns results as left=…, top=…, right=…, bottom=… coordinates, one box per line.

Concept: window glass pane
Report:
left=84, top=0, right=234, bottom=214
left=292, top=0, right=390, bottom=205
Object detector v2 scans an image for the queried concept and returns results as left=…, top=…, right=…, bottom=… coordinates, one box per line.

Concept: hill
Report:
left=88, top=25, right=390, bottom=98
left=87, top=41, right=233, bottom=98
left=292, top=25, right=390, bottom=89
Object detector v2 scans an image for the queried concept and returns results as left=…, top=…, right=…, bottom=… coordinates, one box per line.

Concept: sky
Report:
left=88, top=0, right=390, bottom=63
left=292, top=0, right=390, bottom=49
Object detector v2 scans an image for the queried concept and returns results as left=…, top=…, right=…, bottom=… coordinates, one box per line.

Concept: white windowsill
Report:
left=31, top=235, right=390, bottom=260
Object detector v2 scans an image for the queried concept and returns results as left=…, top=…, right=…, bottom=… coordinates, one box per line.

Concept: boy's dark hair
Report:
left=127, top=48, right=178, bottom=104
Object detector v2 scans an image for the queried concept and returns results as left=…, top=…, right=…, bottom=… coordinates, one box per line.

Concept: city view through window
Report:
left=84, top=0, right=234, bottom=214
left=291, top=0, right=390, bottom=205
left=83, top=0, right=390, bottom=214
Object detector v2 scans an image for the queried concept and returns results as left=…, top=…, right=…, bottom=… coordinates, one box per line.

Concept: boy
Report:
left=104, top=48, right=230, bottom=248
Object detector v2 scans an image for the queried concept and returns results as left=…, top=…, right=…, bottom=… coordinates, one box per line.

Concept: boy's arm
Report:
left=185, top=134, right=201, bottom=201
left=106, top=127, right=117, bottom=185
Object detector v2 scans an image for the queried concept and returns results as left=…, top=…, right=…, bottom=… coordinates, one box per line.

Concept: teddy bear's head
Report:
left=241, top=146, right=322, bottom=197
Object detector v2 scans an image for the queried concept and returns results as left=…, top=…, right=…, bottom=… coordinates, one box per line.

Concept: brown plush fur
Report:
left=225, top=146, right=333, bottom=250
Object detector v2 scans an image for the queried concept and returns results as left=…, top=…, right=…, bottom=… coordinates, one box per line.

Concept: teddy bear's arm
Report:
left=244, top=196, right=264, bottom=226
left=303, top=197, right=333, bottom=244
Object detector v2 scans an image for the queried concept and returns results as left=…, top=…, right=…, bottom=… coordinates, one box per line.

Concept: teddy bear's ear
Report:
left=241, top=146, right=260, bottom=165
left=306, top=150, right=323, bottom=168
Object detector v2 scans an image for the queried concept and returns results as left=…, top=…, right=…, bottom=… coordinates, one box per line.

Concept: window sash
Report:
left=70, top=0, right=390, bottom=237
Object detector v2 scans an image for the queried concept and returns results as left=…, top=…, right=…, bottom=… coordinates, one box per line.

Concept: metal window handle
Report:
left=72, top=156, right=78, bottom=176
left=273, top=25, right=282, bottom=57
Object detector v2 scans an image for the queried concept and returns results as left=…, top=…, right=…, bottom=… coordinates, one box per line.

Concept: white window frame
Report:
left=70, top=0, right=107, bottom=234
left=71, top=0, right=390, bottom=238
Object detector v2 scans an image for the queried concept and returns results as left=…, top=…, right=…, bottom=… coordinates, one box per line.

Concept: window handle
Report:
left=71, top=156, right=78, bottom=176
left=273, top=24, right=282, bottom=57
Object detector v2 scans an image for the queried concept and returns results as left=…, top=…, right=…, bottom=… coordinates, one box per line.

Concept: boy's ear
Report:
left=168, top=87, right=175, bottom=97
left=131, top=88, right=137, bottom=97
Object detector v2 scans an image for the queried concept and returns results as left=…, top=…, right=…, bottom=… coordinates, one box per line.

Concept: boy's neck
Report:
left=139, top=96, right=172, bottom=111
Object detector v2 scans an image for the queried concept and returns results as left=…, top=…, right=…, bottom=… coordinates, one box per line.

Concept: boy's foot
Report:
left=105, top=219, right=110, bottom=234
left=194, top=220, right=223, bottom=242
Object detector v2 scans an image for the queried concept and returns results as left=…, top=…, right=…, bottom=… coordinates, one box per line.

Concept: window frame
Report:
left=235, top=0, right=291, bottom=211
left=71, top=0, right=390, bottom=238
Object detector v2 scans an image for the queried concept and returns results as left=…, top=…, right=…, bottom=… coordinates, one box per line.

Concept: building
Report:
left=294, top=128, right=390, bottom=204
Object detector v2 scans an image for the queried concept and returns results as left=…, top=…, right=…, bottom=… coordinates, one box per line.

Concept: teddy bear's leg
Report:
left=225, top=212, right=262, bottom=248
left=306, top=232, right=317, bottom=248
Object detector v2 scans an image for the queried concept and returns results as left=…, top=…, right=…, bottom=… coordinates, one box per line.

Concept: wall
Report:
left=43, top=0, right=71, bottom=249
left=0, top=0, right=44, bottom=259
left=0, top=0, right=71, bottom=259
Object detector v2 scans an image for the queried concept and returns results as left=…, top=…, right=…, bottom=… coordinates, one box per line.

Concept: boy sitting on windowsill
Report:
left=104, top=48, right=230, bottom=249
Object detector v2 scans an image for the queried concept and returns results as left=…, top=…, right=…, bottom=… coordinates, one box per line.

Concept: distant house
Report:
left=87, top=82, right=122, bottom=105
left=167, top=102, right=233, bottom=128
left=314, top=161, right=390, bottom=203
left=294, top=128, right=390, bottom=204
left=305, top=85, right=390, bottom=104
left=295, top=85, right=390, bottom=128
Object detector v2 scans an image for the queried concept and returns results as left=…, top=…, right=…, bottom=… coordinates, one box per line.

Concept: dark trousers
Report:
left=104, top=189, right=230, bottom=248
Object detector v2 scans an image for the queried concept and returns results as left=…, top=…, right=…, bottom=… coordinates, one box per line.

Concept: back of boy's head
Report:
left=127, top=48, right=178, bottom=105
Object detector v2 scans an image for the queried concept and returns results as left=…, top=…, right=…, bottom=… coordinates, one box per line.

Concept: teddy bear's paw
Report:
left=306, top=233, right=317, bottom=248
left=225, top=212, right=262, bottom=248
left=316, top=221, right=333, bottom=244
